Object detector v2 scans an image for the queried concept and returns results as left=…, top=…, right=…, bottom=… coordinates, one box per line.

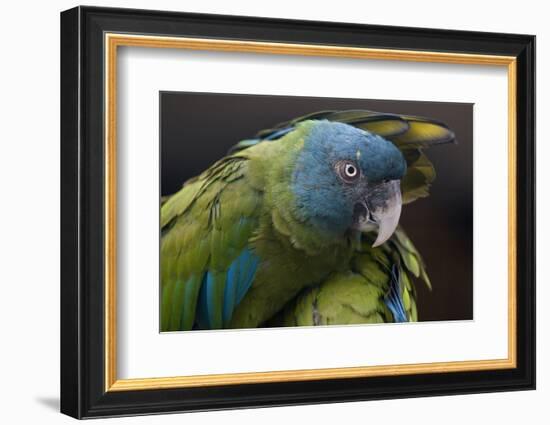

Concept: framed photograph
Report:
left=60, top=6, right=535, bottom=419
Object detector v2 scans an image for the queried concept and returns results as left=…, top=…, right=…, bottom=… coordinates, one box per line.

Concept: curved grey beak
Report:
left=356, top=180, right=402, bottom=247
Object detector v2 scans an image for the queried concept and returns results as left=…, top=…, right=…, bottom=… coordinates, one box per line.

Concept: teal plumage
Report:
left=161, top=110, right=454, bottom=331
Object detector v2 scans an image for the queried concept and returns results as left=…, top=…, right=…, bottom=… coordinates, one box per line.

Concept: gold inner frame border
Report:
left=104, top=33, right=517, bottom=392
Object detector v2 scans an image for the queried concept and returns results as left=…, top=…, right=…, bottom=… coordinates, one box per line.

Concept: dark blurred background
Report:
left=160, top=92, right=473, bottom=322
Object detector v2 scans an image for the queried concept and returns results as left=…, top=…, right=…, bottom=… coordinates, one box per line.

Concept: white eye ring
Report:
left=335, top=160, right=360, bottom=183
left=344, top=163, right=358, bottom=178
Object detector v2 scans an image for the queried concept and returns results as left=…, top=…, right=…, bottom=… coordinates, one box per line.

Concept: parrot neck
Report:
left=269, top=205, right=359, bottom=255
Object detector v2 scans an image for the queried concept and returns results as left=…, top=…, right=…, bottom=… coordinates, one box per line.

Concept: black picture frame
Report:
left=60, top=5, right=535, bottom=419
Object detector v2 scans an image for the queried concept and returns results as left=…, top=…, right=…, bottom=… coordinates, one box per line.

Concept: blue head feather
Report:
left=291, top=120, right=406, bottom=235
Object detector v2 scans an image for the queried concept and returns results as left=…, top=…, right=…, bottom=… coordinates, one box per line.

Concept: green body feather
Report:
left=268, top=228, right=427, bottom=326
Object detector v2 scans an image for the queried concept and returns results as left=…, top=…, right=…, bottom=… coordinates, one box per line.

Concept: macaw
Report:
left=160, top=110, right=454, bottom=331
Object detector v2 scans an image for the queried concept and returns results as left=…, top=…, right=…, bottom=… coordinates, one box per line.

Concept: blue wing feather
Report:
left=196, top=272, right=214, bottom=329
left=264, top=127, right=293, bottom=140
left=227, top=126, right=294, bottom=154
left=384, top=265, right=408, bottom=323
left=196, top=248, right=260, bottom=329
left=235, top=249, right=260, bottom=304
left=222, top=264, right=239, bottom=325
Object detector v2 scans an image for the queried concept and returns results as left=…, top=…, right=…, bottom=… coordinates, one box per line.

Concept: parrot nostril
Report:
left=353, top=202, right=368, bottom=222
left=367, top=209, right=376, bottom=223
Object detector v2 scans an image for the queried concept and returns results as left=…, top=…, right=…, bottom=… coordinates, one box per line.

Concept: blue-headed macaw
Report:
left=160, top=110, right=454, bottom=331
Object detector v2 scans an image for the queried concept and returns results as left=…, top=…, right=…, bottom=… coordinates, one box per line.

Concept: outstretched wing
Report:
left=268, top=227, right=429, bottom=326
left=161, top=155, right=262, bottom=331
left=230, top=110, right=456, bottom=205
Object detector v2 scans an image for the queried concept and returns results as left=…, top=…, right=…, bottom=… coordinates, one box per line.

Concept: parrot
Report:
left=160, top=110, right=455, bottom=331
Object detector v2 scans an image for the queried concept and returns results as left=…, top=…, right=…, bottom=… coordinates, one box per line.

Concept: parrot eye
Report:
left=345, top=164, right=358, bottom=178
left=336, top=160, right=360, bottom=183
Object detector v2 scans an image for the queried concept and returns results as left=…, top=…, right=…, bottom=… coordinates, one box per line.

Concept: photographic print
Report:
left=160, top=92, right=473, bottom=332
